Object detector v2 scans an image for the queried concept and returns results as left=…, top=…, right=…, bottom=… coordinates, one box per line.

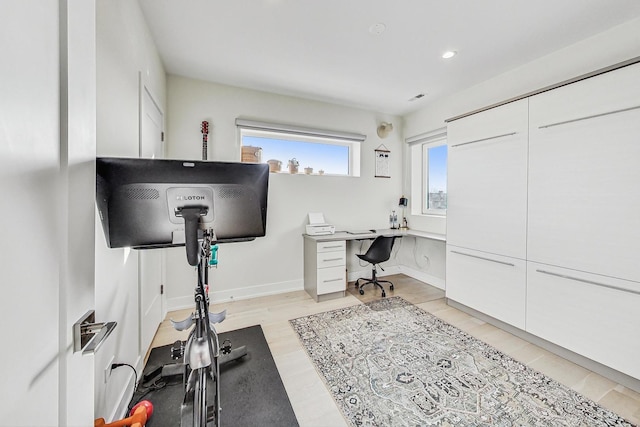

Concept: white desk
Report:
left=303, top=229, right=445, bottom=301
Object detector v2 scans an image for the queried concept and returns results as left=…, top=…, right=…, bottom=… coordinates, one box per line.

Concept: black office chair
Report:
left=355, top=236, right=397, bottom=297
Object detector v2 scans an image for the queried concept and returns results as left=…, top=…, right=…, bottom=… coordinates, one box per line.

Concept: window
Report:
left=407, top=129, right=447, bottom=215
left=423, top=142, right=447, bottom=213
left=236, top=119, right=363, bottom=177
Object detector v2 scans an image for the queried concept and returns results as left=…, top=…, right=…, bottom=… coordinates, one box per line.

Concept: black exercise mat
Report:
left=131, top=325, right=299, bottom=427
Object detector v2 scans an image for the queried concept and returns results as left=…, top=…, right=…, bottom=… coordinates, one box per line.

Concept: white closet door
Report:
left=446, top=245, right=526, bottom=329
left=527, top=262, right=640, bottom=379
left=447, top=99, right=528, bottom=259
left=528, top=63, right=640, bottom=282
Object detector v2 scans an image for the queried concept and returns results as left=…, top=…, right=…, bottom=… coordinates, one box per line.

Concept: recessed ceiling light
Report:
left=442, top=50, right=457, bottom=59
left=369, top=23, right=386, bottom=35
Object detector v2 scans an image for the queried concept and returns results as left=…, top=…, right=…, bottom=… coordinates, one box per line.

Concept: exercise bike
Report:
left=169, top=207, right=247, bottom=427
left=95, top=157, right=269, bottom=427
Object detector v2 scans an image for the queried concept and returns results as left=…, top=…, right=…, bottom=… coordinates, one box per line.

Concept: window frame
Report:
left=236, top=119, right=363, bottom=177
left=407, top=128, right=447, bottom=217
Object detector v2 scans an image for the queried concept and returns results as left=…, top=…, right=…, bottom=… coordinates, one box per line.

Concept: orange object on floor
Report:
left=94, top=400, right=152, bottom=427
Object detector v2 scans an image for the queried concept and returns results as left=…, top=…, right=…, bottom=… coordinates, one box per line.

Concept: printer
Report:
left=305, top=212, right=335, bottom=236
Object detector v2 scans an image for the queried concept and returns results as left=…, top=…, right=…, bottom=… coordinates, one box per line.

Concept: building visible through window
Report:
left=236, top=119, right=363, bottom=177
left=241, top=134, right=350, bottom=175
left=425, top=143, right=447, bottom=211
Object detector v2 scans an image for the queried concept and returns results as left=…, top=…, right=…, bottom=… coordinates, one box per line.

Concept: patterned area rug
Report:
left=290, top=297, right=635, bottom=426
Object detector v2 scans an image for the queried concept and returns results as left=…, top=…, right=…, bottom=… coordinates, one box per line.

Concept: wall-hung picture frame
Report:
left=375, top=146, right=390, bottom=178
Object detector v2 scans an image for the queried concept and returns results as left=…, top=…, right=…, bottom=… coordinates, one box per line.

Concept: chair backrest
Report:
left=363, top=236, right=396, bottom=264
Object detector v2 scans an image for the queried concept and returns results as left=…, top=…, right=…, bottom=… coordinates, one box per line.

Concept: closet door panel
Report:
left=528, top=64, right=640, bottom=282
left=529, top=63, right=640, bottom=129
left=446, top=245, right=526, bottom=329
left=447, top=99, right=528, bottom=259
left=527, top=262, right=640, bottom=379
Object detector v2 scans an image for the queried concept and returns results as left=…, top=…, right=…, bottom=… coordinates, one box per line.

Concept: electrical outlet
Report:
left=104, top=355, right=115, bottom=383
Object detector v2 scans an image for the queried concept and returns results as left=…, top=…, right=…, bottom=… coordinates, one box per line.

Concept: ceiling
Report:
left=138, top=0, right=640, bottom=116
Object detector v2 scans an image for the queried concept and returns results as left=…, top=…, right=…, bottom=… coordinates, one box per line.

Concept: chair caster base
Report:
left=359, top=289, right=364, bottom=295
left=390, top=285, right=394, bottom=290
left=381, top=292, right=386, bottom=297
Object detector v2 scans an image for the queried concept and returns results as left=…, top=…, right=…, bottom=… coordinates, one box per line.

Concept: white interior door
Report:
left=0, top=1, right=97, bottom=426
left=140, top=85, right=164, bottom=159
left=139, top=84, right=165, bottom=354
left=1, top=2, right=67, bottom=424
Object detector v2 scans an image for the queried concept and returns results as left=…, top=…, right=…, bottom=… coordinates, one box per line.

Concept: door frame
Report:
left=138, top=75, right=166, bottom=358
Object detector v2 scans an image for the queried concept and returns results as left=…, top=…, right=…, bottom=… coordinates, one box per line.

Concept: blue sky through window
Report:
left=428, top=144, right=447, bottom=193
left=243, top=135, right=349, bottom=175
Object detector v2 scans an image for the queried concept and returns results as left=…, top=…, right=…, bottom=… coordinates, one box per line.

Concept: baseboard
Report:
left=167, top=268, right=441, bottom=310
left=447, top=298, right=640, bottom=394
left=166, top=279, right=304, bottom=311
left=166, top=294, right=198, bottom=312
left=399, top=266, right=445, bottom=290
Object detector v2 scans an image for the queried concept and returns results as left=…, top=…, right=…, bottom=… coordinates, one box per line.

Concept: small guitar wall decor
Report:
left=201, top=120, right=209, bottom=160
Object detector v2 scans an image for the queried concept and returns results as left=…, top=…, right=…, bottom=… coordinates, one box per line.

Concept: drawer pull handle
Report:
left=323, top=257, right=343, bottom=262
left=535, top=269, right=640, bottom=295
left=538, top=105, right=640, bottom=129
left=450, top=132, right=517, bottom=148
left=450, top=250, right=515, bottom=267
left=323, top=278, right=343, bottom=283
left=323, top=245, right=343, bottom=249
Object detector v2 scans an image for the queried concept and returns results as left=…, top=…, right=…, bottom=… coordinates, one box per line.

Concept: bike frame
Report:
left=178, top=230, right=222, bottom=427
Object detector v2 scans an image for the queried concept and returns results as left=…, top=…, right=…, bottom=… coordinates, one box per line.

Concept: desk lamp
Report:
left=399, top=196, right=409, bottom=229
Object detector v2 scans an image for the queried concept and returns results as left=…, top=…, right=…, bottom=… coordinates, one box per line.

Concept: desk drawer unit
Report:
left=304, top=238, right=346, bottom=302
left=317, top=241, right=346, bottom=253
left=317, top=266, right=347, bottom=294
left=317, top=250, right=346, bottom=268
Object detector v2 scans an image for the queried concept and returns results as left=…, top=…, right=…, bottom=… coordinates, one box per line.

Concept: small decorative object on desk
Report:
left=318, top=169, right=325, bottom=175
left=401, top=217, right=409, bottom=229
left=304, top=167, right=313, bottom=175
left=288, top=158, right=299, bottom=174
left=389, top=210, right=398, bottom=229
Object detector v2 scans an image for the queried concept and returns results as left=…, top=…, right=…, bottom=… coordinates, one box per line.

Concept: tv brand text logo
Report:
left=176, top=195, right=206, bottom=201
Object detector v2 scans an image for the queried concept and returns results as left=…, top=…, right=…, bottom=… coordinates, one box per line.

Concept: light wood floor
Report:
left=151, top=274, right=640, bottom=426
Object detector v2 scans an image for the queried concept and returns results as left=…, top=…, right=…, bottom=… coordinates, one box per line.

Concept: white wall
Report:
left=345, top=235, right=447, bottom=290
left=94, top=0, right=166, bottom=420
left=164, top=76, right=404, bottom=307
